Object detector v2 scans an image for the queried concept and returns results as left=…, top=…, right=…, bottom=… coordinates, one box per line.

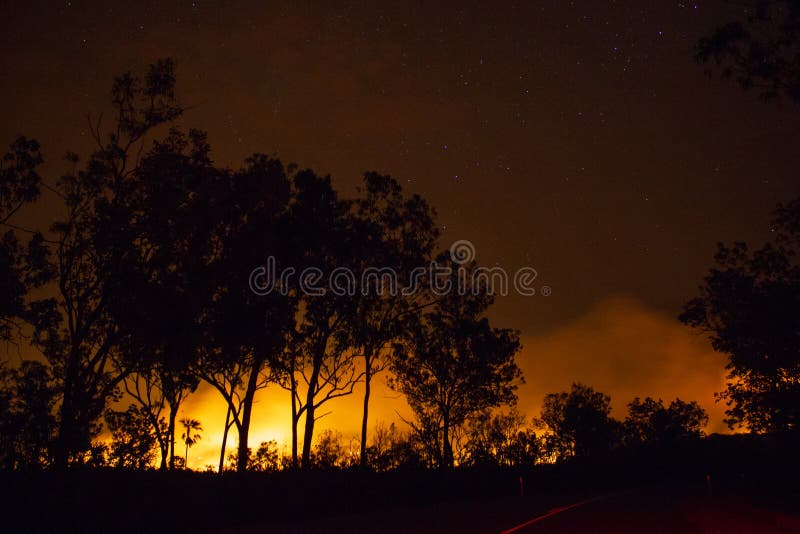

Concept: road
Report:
left=268, top=486, right=800, bottom=533
left=499, top=489, right=800, bottom=533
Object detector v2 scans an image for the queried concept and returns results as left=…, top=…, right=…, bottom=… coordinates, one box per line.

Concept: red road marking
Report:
left=499, top=494, right=612, bottom=534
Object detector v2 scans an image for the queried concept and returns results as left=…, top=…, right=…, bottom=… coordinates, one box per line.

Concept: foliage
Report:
left=623, top=397, right=708, bottom=447
left=308, top=429, right=353, bottom=470
left=20, top=59, right=185, bottom=467
left=696, top=0, right=800, bottom=103
left=0, top=137, right=43, bottom=340
left=105, top=405, right=159, bottom=469
left=390, top=257, right=523, bottom=468
left=0, top=361, right=58, bottom=469
left=464, top=409, right=539, bottom=467
left=110, top=127, right=216, bottom=469
left=346, top=172, right=439, bottom=466
left=535, top=383, right=620, bottom=461
left=180, top=418, right=203, bottom=468
left=225, top=440, right=286, bottom=472
left=251, top=440, right=283, bottom=472
left=680, top=200, right=800, bottom=432
left=367, top=421, right=426, bottom=471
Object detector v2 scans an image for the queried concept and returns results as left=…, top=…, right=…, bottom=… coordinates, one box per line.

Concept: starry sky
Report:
left=2, top=1, right=800, bottom=464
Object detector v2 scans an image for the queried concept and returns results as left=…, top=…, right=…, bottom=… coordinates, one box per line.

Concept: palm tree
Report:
left=180, top=418, right=203, bottom=469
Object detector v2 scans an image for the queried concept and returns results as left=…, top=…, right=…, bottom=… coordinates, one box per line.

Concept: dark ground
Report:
left=268, top=487, right=800, bottom=533
left=2, top=434, right=799, bottom=532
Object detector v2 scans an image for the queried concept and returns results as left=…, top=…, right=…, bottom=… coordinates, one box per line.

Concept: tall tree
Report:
left=25, top=59, right=184, bottom=467
left=197, top=154, right=297, bottom=472
left=691, top=1, right=800, bottom=433
left=390, top=256, right=523, bottom=468
left=680, top=199, right=800, bottom=432
left=275, top=169, right=364, bottom=468
left=108, top=128, right=216, bottom=469
left=347, top=172, right=439, bottom=467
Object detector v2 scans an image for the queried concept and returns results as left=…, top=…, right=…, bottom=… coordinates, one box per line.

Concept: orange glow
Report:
left=176, top=294, right=729, bottom=469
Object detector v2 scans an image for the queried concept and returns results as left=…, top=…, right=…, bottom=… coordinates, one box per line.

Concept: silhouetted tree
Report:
left=464, top=409, right=539, bottom=467
left=195, top=154, right=300, bottom=472
left=536, top=383, right=619, bottom=461
left=280, top=170, right=365, bottom=469
left=696, top=0, right=800, bottom=103
left=347, top=172, right=439, bottom=467
left=390, top=256, right=523, bottom=468
left=105, top=405, right=159, bottom=469
left=312, top=429, right=344, bottom=469
left=367, top=421, right=425, bottom=471
left=180, top=418, right=202, bottom=468
left=310, top=429, right=355, bottom=469
left=22, top=59, right=184, bottom=467
left=0, top=360, right=58, bottom=469
left=251, top=440, right=282, bottom=472
left=0, top=137, right=43, bottom=341
left=107, top=127, right=217, bottom=470
left=623, top=397, right=708, bottom=447
left=225, top=440, right=285, bottom=472
left=681, top=199, right=800, bottom=432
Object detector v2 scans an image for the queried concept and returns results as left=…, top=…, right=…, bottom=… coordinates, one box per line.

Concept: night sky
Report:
left=3, top=1, right=799, bottom=464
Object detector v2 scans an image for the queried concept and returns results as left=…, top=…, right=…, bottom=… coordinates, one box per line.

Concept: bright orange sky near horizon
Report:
left=175, top=295, right=728, bottom=470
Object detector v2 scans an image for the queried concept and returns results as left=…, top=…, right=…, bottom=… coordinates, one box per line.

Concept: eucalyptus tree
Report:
left=23, top=59, right=185, bottom=467
left=681, top=199, right=800, bottom=432
left=284, top=169, right=366, bottom=468
left=390, top=256, right=523, bottom=468
left=195, top=154, right=298, bottom=473
left=346, top=172, right=439, bottom=467
left=107, top=128, right=218, bottom=469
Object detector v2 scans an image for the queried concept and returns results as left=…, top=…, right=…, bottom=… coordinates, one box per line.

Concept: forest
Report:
left=0, top=60, right=717, bottom=473
left=2, top=1, right=800, bottom=531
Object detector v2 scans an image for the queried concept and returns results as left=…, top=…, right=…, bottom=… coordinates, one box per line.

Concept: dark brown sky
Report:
left=2, top=1, right=799, bottom=448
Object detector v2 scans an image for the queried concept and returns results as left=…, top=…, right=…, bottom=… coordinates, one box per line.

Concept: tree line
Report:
left=0, top=59, right=524, bottom=472
left=2, top=44, right=799, bottom=473
left=0, top=60, right=707, bottom=473
left=58, top=383, right=710, bottom=473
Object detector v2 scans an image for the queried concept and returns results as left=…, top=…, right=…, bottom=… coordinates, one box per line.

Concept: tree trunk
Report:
left=165, top=392, right=183, bottom=470
left=236, top=359, right=262, bottom=472
left=168, top=409, right=177, bottom=469
left=219, top=403, right=232, bottom=473
left=290, top=380, right=299, bottom=469
left=359, top=363, right=372, bottom=468
left=54, top=395, right=74, bottom=468
left=442, top=412, right=453, bottom=469
left=53, top=350, right=81, bottom=468
left=301, top=356, right=322, bottom=467
left=157, top=429, right=168, bottom=470
left=301, top=400, right=316, bottom=467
